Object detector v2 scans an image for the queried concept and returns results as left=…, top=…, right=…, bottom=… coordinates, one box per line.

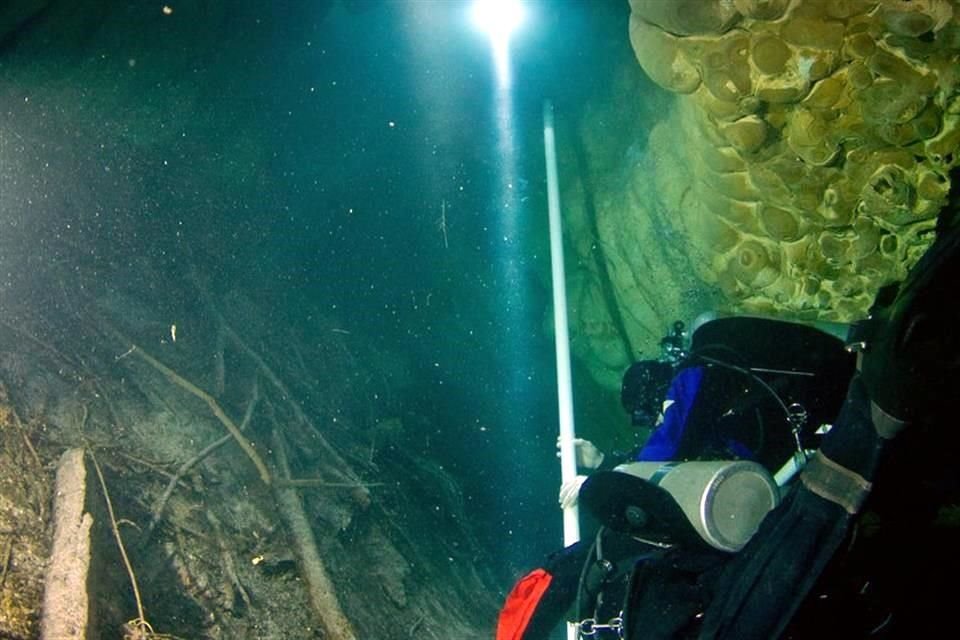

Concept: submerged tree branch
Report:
left=116, top=341, right=272, bottom=486
left=144, top=379, right=261, bottom=542
left=273, top=479, right=385, bottom=489
left=218, top=321, right=368, bottom=497
left=88, top=450, right=155, bottom=638
left=271, top=428, right=357, bottom=640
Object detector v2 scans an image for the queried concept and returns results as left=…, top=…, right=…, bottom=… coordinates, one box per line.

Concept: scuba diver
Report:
left=499, top=315, right=854, bottom=640
left=498, top=198, right=960, bottom=639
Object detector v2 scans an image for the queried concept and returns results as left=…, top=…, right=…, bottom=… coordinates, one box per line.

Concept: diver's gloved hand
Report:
left=559, top=475, right=588, bottom=509
left=556, top=437, right=605, bottom=470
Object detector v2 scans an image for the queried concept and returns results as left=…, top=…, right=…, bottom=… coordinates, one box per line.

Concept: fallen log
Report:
left=271, top=429, right=357, bottom=640
left=41, top=449, right=93, bottom=640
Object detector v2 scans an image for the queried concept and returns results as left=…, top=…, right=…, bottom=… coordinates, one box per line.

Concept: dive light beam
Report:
left=470, top=0, right=526, bottom=89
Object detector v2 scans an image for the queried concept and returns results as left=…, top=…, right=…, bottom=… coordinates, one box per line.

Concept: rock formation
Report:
left=565, top=0, right=960, bottom=389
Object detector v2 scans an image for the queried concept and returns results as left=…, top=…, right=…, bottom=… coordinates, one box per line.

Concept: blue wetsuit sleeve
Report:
left=634, top=366, right=704, bottom=461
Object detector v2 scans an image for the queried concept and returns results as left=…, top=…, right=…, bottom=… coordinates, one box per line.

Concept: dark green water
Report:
left=0, top=0, right=632, bottom=578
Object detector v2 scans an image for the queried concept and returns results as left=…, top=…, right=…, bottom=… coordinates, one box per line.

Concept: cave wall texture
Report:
left=565, top=0, right=960, bottom=390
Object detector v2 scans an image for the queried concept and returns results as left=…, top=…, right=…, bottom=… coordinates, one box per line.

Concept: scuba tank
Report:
left=614, top=460, right=780, bottom=552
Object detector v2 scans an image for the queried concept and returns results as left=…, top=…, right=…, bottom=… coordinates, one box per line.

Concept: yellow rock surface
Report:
left=626, top=0, right=960, bottom=321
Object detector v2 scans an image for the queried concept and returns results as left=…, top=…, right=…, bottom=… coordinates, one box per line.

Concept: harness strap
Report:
left=870, top=401, right=908, bottom=439
left=647, top=463, right=678, bottom=487
left=800, top=451, right=872, bottom=514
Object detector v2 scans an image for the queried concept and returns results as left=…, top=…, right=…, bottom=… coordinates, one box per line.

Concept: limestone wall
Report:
left=565, top=0, right=960, bottom=389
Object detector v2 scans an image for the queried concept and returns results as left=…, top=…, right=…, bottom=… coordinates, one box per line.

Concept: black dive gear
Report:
left=855, top=215, right=960, bottom=425
left=620, top=360, right=674, bottom=427
left=620, top=322, right=690, bottom=428
left=702, top=209, right=960, bottom=638
left=660, top=320, right=688, bottom=365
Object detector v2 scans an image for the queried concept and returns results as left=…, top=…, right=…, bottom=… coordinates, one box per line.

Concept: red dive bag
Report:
left=496, top=569, right=553, bottom=640
left=496, top=540, right=592, bottom=640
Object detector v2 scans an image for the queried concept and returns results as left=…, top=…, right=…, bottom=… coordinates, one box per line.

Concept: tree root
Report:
left=272, top=478, right=384, bottom=489
left=115, top=452, right=191, bottom=489
left=142, top=433, right=231, bottom=544
left=88, top=450, right=154, bottom=638
left=0, top=380, right=49, bottom=522
left=205, top=511, right=252, bottom=613
left=0, top=534, right=13, bottom=590
left=0, top=316, right=79, bottom=379
left=218, top=321, right=366, bottom=497
left=143, top=379, right=261, bottom=543
left=111, top=335, right=272, bottom=486
left=93, top=291, right=369, bottom=637
left=213, top=327, right=226, bottom=397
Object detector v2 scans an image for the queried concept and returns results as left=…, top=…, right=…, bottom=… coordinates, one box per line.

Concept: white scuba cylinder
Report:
left=614, top=460, right=780, bottom=552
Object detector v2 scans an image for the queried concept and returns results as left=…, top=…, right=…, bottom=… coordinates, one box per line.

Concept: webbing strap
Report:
left=870, top=401, right=908, bottom=439
left=800, top=451, right=872, bottom=514
left=647, top=463, right=678, bottom=487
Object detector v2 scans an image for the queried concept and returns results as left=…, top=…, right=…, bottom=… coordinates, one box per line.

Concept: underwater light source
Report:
left=470, top=0, right=526, bottom=43
left=471, top=0, right=526, bottom=88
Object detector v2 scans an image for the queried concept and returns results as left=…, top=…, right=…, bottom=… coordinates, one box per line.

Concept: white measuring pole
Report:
left=543, top=101, right=580, bottom=553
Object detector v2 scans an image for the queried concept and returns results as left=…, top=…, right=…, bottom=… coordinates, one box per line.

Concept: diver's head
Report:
left=620, top=360, right=674, bottom=427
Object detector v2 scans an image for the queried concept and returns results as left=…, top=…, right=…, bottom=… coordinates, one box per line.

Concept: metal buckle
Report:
left=577, top=616, right=624, bottom=639
left=844, top=317, right=873, bottom=353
